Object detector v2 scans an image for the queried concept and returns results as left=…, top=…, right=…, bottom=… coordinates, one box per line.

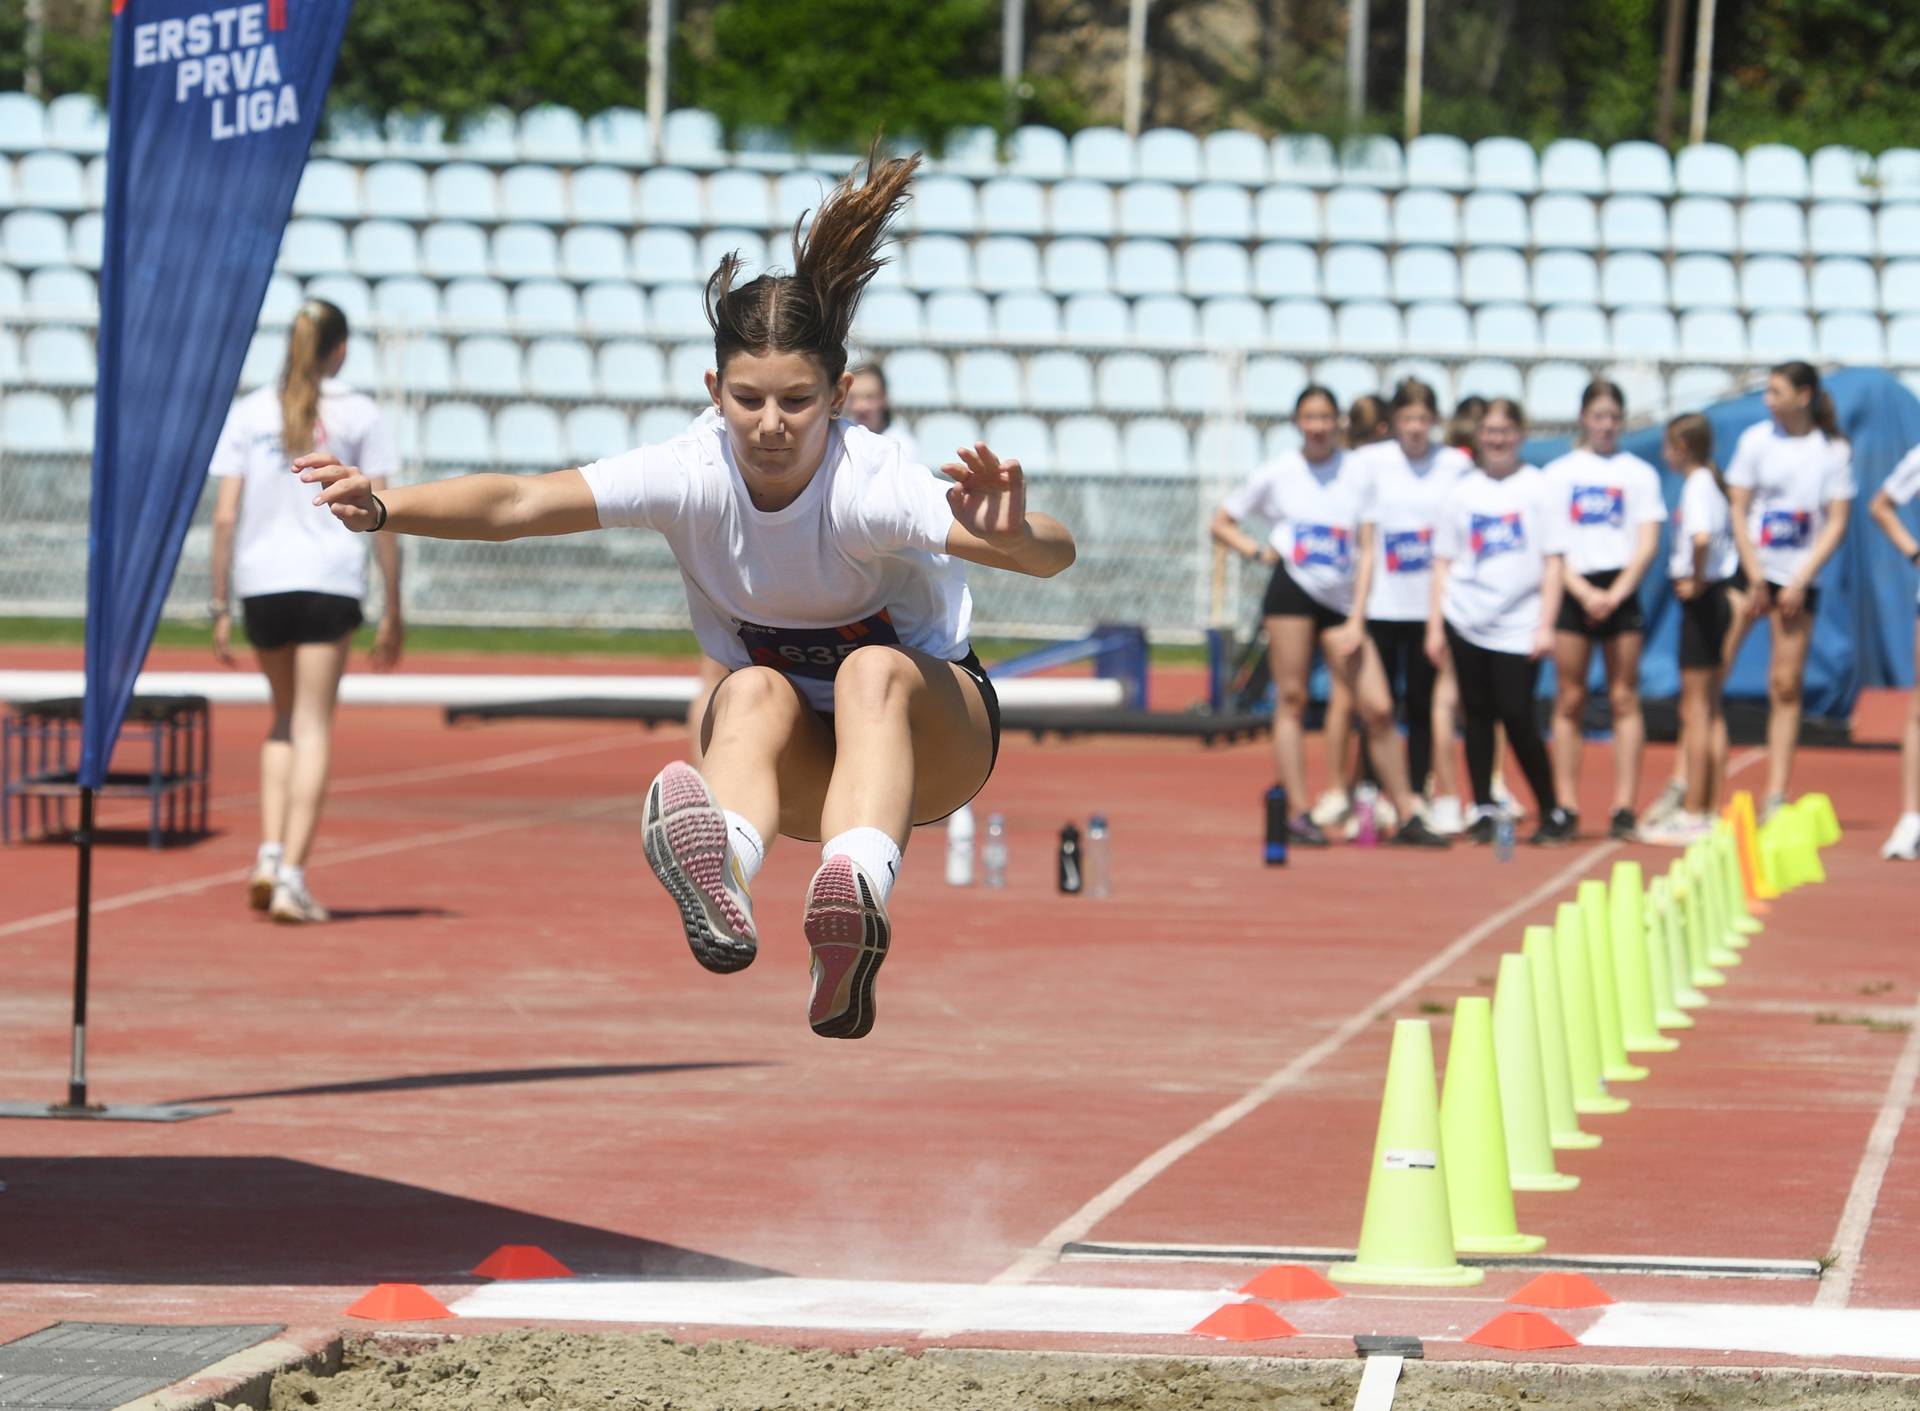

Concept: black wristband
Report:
left=1910, top=547, right=1920, bottom=567
left=368, top=494, right=388, bottom=533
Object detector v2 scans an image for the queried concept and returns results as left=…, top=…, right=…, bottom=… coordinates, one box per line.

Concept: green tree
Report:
left=683, top=0, right=1004, bottom=156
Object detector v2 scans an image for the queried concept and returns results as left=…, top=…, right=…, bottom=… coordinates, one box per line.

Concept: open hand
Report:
left=943, top=443, right=1029, bottom=547
left=212, top=613, right=236, bottom=667
left=295, top=452, right=381, bottom=532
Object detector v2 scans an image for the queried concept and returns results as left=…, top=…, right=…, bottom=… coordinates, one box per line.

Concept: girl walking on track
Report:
left=1727, top=361, right=1854, bottom=820
left=1543, top=380, right=1666, bottom=841
left=209, top=298, right=403, bottom=925
left=1865, top=441, right=1920, bottom=859
left=1643, top=415, right=1745, bottom=846
left=1425, top=400, right=1575, bottom=845
left=1210, top=386, right=1449, bottom=849
left=297, top=147, right=1076, bottom=1038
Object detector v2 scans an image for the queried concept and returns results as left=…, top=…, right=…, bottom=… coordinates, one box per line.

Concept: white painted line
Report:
left=1816, top=990, right=1920, bottom=1309
left=450, top=1277, right=1231, bottom=1336
left=1584, top=1301, right=1920, bottom=1361
left=989, top=840, right=1626, bottom=1285
left=1353, top=1354, right=1402, bottom=1411
left=1059, top=1241, right=1821, bottom=1280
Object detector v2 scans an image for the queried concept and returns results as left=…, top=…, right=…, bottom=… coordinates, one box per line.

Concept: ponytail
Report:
left=707, top=138, right=919, bottom=384
left=279, top=299, right=348, bottom=457
left=1665, top=412, right=1726, bottom=498
left=1771, top=360, right=1846, bottom=444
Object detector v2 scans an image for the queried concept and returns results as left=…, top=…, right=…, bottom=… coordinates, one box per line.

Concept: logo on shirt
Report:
left=1293, top=524, right=1351, bottom=572
left=1383, top=529, right=1432, bottom=574
left=1569, top=485, right=1626, bottom=528
left=736, top=610, right=900, bottom=681
left=1470, top=512, right=1526, bottom=561
left=1759, top=509, right=1812, bottom=549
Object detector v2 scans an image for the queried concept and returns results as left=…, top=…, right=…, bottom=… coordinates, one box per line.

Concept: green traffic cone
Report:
left=1579, top=879, right=1647, bottom=1082
left=1522, top=925, right=1599, bottom=1149
left=1441, top=997, right=1547, bottom=1252
left=1329, top=1020, right=1485, bottom=1287
left=1609, top=862, right=1676, bottom=1054
left=1644, top=878, right=1694, bottom=1029
left=1492, top=954, right=1580, bottom=1191
left=1714, top=825, right=1763, bottom=937
left=1555, top=901, right=1629, bottom=1115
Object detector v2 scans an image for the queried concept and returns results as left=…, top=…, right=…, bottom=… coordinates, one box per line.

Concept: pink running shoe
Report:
left=642, top=761, right=757, bottom=973
left=803, top=855, right=890, bottom=1039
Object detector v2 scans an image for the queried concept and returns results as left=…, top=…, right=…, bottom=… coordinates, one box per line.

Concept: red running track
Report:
left=0, top=645, right=1916, bottom=1374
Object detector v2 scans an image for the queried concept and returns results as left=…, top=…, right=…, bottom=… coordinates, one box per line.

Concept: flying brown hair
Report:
left=279, top=299, right=347, bottom=457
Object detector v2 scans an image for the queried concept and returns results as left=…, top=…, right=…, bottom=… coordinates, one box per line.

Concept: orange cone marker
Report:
left=344, top=1283, right=453, bottom=1320
left=1466, top=1310, right=1579, bottom=1350
left=473, top=1244, right=574, bottom=1279
left=1190, top=1301, right=1299, bottom=1340
left=1508, top=1272, right=1614, bottom=1308
left=1238, top=1264, right=1342, bottom=1301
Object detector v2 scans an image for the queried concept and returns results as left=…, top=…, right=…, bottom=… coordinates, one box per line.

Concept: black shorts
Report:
left=1261, top=559, right=1346, bottom=634
left=1556, top=566, right=1647, bottom=639
left=241, top=591, right=363, bottom=650
left=1730, top=566, right=1819, bottom=618
left=1678, top=580, right=1734, bottom=669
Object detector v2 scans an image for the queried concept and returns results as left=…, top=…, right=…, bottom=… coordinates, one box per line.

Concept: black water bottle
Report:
left=1057, top=822, right=1083, bottom=894
left=1265, top=785, right=1289, bottom=866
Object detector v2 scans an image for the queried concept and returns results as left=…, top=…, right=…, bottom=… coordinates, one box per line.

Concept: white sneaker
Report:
left=1309, top=789, right=1353, bottom=829
left=1641, top=811, right=1713, bottom=848
left=1427, top=795, right=1466, bottom=836
left=247, top=859, right=278, bottom=911
left=269, top=879, right=330, bottom=924
left=642, top=761, right=758, bottom=973
left=1641, top=779, right=1687, bottom=828
left=1881, top=814, right=1920, bottom=861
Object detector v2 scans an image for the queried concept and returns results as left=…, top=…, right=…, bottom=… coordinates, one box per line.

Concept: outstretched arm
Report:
left=297, top=453, right=601, bottom=542
left=940, top=443, right=1076, bottom=578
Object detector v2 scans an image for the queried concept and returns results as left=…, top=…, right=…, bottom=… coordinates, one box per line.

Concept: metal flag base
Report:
left=0, top=1101, right=227, bottom=1123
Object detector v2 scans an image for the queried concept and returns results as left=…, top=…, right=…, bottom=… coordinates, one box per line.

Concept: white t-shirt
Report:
left=208, top=378, right=397, bottom=600
left=582, top=410, right=970, bottom=712
left=1725, top=421, right=1856, bottom=586
left=1541, top=447, right=1667, bottom=577
left=1221, top=448, right=1364, bottom=614
left=1355, top=440, right=1472, bottom=621
left=882, top=421, right=922, bottom=466
left=1667, top=469, right=1739, bottom=585
left=1880, top=444, right=1920, bottom=606
left=1434, top=465, right=1564, bottom=655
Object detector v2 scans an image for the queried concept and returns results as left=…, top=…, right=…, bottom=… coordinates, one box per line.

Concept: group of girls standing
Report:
left=1214, top=360, right=1864, bottom=850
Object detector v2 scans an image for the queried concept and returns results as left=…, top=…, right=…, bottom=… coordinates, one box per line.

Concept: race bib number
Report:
left=1383, top=529, right=1432, bottom=574
left=1470, top=511, right=1526, bottom=561
left=1569, top=485, right=1625, bottom=527
left=1759, top=508, right=1811, bottom=549
left=736, top=610, right=900, bottom=681
left=1292, top=523, right=1351, bottom=572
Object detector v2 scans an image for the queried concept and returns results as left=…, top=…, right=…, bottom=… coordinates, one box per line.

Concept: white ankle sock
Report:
left=823, top=827, right=902, bottom=903
left=278, top=863, right=306, bottom=893
left=257, top=842, right=284, bottom=869
left=723, top=810, right=765, bottom=884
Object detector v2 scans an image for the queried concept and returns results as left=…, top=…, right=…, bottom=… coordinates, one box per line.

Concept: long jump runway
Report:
left=1, top=647, right=1917, bottom=1374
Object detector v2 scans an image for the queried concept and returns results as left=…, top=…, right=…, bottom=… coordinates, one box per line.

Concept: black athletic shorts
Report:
left=1677, top=580, right=1734, bottom=669
left=241, top=591, right=363, bottom=650
left=1261, top=559, right=1347, bottom=634
left=1731, top=566, right=1819, bottom=618
left=1556, top=566, right=1647, bottom=639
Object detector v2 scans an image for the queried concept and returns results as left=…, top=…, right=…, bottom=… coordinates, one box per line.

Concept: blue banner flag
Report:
left=81, top=0, right=354, bottom=787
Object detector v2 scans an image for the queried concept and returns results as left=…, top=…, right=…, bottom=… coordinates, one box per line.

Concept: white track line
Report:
left=989, top=838, right=1626, bottom=1285
left=1815, top=990, right=1920, bottom=1308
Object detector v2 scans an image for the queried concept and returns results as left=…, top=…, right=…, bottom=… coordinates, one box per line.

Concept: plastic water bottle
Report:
left=1085, top=815, right=1111, bottom=898
left=1058, top=822, right=1084, bottom=894
left=1495, top=811, right=1515, bottom=863
left=945, top=803, right=975, bottom=886
left=1264, top=785, right=1289, bottom=865
left=982, top=812, right=1008, bottom=889
left=1353, top=783, right=1379, bottom=849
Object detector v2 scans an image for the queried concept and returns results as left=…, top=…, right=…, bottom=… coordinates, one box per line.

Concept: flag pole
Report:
left=65, top=787, right=95, bottom=1110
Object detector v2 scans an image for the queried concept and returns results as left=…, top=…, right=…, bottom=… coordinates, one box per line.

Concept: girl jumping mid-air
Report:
left=297, top=148, right=1075, bottom=1038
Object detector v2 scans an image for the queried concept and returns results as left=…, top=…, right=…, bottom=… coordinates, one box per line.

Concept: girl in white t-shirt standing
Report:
left=1726, top=361, right=1856, bottom=819
left=299, top=148, right=1075, bottom=1040
left=1867, top=442, right=1920, bottom=859
left=1354, top=379, right=1473, bottom=831
left=208, top=299, right=403, bottom=924
left=1210, top=386, right=1449, bottom=849
left=1425, top=399, right=1576, bottom=844
left=1542, top=380, right=1667, bottom=841
left=1643, top=414, right=1745, bottom=846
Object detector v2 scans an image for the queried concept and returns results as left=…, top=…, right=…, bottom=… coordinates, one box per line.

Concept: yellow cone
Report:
left=1579, top=879, right=1648, bottom=1081
left=1492, top=954, right=1580, bottom=1191
left=1660, top=867, right=1710, bottom=1009
left=1329, top=1019, right=1486, bottom=1287
left=1522, top=925, right=1599, bottom=1150
left=1801, top=791, right=1842, bottom=847
left=1691, top=845, right=1742, bottom=967
left=1731, top=790, right=1780, bottom=899
left=1714, top=825, right=1763, bottom=939
left=1555, top=901, right=1629, bottom=1114
left=1608, top=862, right=1677, bottom=1053
left=1790, top=800, right=1829, bottom=883
left=1676, top=859, right=1727, bottom=988
left=1643, top=877, right=1694, bottom=1029
left=1759, top=817, right=1796, bottom=893
left=1441, top=998, right=1547, bottom=1252
left=1708, top=831, right=1750, bottom=950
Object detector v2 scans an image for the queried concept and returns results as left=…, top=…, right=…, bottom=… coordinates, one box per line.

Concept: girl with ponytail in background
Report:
left=1726, top=362, right=1855, bottom=819
left=208, top=299, right=403, bottom=924
left=296, top=146, right=1075, bottom=1040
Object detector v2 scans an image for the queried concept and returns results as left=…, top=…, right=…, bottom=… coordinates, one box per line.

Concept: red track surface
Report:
left=2, top=644, right=1917, bottom=1376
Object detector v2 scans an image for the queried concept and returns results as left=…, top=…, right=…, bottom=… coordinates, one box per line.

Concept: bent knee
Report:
left=711, top=665, right=801, bottom=721
left=1769, top=674, right=1803, bottom=707
left=831, top=645, right=921, bottom=715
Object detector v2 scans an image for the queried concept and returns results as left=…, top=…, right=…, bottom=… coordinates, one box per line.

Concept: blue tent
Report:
left=1523, top=368, right=1920, bottom=721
